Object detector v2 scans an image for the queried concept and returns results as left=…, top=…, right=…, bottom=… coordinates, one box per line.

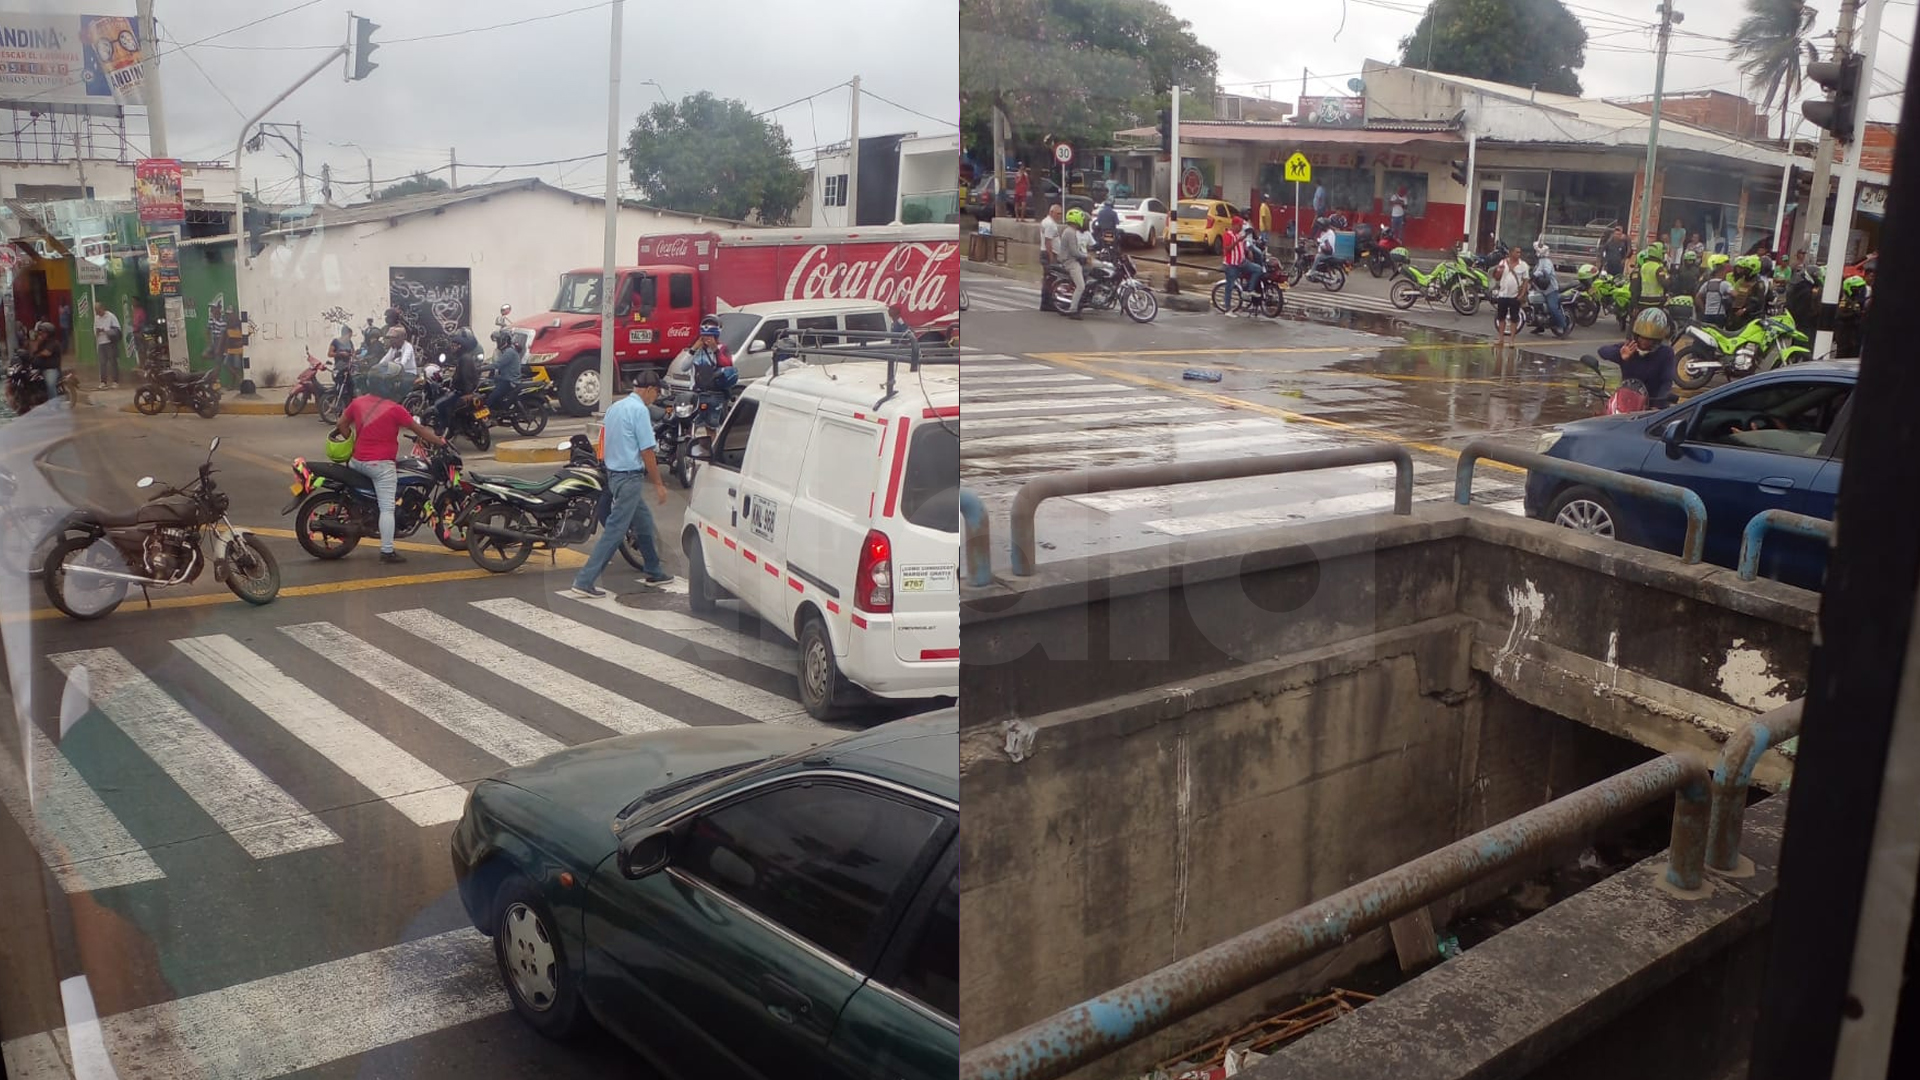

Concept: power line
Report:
left=457, top=152, right=606, bottom=169
left=858, top=87, right=954, bottom=129
left=384, top=1, right=615, bottom=43
left=156, top=24, right=246, bottom=122
left=7, top=0, right=326, bottom=104
left=753, top=82, right=852, bottom=118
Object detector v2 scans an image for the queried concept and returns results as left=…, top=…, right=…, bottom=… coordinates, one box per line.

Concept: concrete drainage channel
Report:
left=960, top=484, right=1815, bottom=1080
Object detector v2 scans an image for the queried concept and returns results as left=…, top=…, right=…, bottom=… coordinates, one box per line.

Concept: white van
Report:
left=701, top=299, right=894, bottom=384
left=683, top=342, right=959, bottom=719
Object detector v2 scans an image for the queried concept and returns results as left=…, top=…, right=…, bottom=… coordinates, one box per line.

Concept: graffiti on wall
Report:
left=388, top=267, right=471, bottom=360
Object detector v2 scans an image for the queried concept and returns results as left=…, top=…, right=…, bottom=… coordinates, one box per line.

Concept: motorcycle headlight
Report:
left=1536, top=430, right=1564, bottom=455
left=675, top=403, right=695, bottom=417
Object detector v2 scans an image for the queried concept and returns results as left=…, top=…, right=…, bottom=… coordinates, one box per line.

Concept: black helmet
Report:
left=492, top=327, right=516, bottom=349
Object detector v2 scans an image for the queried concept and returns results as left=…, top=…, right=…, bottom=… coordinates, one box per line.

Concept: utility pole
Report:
left=449, top=147, right=457, bottom=190
left=253, top=122, right=307, bottom=203
left=1812, top=0, right=1882, bottom=360
left=595, top=0, right=623, bottom=419
left=320, top=162, right=333, bottom=203
left=135, top=0, right=167, bottom=157
left=1797, top=0, right=1861, bottom=263
left=1773, top=113, right=1807, bottom=248
left=1166, top=84, right=1181, bottom=294
left=847, top=75, right=862, bottom=227
left=1635, top=1, right=1681, bottom=245
left=367, top=159, right=374, bottom=199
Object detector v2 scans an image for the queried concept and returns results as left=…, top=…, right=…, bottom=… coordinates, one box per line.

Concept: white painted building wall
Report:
left=230, top=185, right=734, bottom=381
left=0, top=158, right=236, bottom=203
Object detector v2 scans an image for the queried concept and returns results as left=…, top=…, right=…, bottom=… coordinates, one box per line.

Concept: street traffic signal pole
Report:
left=1813, top=0, right=1884, bottom=359
left=1798, top=0, right=1862, bottom=263
left=231, top=44, right=346, bottom=263
left=1635, top=1, right=1681, bottom=246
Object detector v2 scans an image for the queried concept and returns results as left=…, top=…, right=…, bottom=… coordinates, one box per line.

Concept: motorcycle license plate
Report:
left=474, top=408, right=490, bottom=419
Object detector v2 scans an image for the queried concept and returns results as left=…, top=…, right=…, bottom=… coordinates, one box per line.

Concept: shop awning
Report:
left=1116, top=124, right=1463, bottom=146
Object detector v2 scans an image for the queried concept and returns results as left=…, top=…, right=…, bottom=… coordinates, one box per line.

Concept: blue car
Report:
left=1525, top=361, right=1855, bottom=590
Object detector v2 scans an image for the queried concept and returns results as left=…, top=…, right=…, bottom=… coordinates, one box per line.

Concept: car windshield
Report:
left=549, top=273, right=602, bottom=314
left=1177, top=204, right=1214, bottom=219
left=715, top=311, right=760, bottom=354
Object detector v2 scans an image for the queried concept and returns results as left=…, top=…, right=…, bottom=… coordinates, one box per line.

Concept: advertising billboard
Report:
left=0, top=11, right=148, bottom=112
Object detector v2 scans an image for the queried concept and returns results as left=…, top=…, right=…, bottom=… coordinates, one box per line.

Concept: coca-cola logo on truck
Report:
left=649, top=237, right=693, bottom=260
left=783, top=242, right=958, bottom=313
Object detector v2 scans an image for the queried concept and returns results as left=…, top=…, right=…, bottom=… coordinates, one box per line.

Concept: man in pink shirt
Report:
left=332, top=388, right=445, bottom=563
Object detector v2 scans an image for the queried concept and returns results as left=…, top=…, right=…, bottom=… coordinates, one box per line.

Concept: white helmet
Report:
left=1533, top=240, right=1551, bottom=257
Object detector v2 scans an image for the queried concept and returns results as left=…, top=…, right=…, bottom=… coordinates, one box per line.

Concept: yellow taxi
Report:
left=1173, top=199, right=1241, bottom=254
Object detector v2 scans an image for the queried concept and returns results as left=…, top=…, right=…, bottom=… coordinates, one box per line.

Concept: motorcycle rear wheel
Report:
left=1671, top=340, right=1718, bottom=391
left=133, top=386, right=164, bottom=416
left=465, top=418, right=492, bottom=451
left=193, top=389, right=221, bottom=420
left=43, top=536, right=129, bottom=621
left=295, top=493, right=362, bottom=559
left=1320, top=265, right=1347, bottom=292
left=467, top=503, right=535, bottom=573
left=225, top=535, right=281, bottom=605
left=1390, top=280, right=1421, bottom=310
left=1573, top=294, right=1599, bottom=327
left=1209, top=281, right=1230, bottom=313
left=284, top=390, right=310, bottom=417
left=1122, top=287, right=1159, bottom=323
left=510, top=400, right=549, bottom=438
left=1369, top=256, right=1388, bottom=279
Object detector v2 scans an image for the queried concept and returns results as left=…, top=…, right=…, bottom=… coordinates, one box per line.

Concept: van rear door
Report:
left=738, top=398, right=819, bottom=621
left=881, top=411, right=960, bottom=665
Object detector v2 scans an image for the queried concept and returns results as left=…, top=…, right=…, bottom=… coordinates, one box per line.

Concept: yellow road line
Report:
left=1049, top=343, right=1493, bottom=358
left=1050, top=354, right=1580, bottom=387
left=1028, top=351, right=1528, bottom=475
left=246, top=527, right=469, bottom=558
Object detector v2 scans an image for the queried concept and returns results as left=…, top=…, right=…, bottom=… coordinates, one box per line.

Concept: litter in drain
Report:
left=1143, top=988, right=1378, bottom=1079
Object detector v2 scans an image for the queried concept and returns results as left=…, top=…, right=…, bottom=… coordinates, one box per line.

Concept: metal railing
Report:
left=1667, top=699, right=1804, bottom=887
left=959, top=753, right=1711, bottom=1080
left=1737, top=509, right=1834, bottom=582
left=1008, top=445, right=1415, bottom=576
left=1453, top=439, right=1709, bottom=564
left=961, top=489, right=992, bottom=588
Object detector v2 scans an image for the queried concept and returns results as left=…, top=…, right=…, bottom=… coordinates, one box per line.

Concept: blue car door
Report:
left=1632, top=374, right=1851, bottom=574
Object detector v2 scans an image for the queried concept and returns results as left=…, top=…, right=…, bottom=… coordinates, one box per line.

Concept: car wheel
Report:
left=1546, top=485, right=1625, bottom=541
left=797, top=612, right=850, bottom=720
left=684, top=529, right=718, bottom=614
left=493, top=875, right=592, bottom=1040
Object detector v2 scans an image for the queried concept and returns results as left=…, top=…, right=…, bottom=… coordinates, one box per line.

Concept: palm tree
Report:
left=1731, top=0, right=1822, bottom=140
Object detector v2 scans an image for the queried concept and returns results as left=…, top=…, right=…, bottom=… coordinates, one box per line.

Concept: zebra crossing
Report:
left=960, top=350, right=1527, bottom=566
left=2, top=589, right=826, bottom=898
left=962, top=275, right=1045, bottom=313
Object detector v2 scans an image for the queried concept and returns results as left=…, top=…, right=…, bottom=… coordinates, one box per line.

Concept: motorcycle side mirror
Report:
left=136, top=476, right=155, bottom=489
left=1580, top=355, right=1603, bottom=377
left=689, top=442, right=712, bottom=461
left=500, top=303, right=512, bottom=317
left=1662, top=418, right=1688, bottom=458
left=208, top=436, right=221, bottom=454
left=556, top=439, right=573, bottom=451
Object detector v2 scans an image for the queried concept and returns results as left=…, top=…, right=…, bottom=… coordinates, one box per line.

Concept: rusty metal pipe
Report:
left=958, top=753, right=1707, bottom=1080
left=1453, top=439, right=1709, bottom=564
left=1737, top=509, right=1834, bottom=582
left=961, top=489, right=992, bottom=588
left=1007, top=445, right=1415, bottom=576
left=1707, top=699, right=1804, bottom=871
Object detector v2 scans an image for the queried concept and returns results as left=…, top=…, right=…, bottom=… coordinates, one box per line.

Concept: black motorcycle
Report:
left=1044, top=246, right=1160, bottom=322
left=656, top=387, right=727, bottom=489
left=5, top=352, right=77, bottom=416
left=133, top=354, right=222, bottom=418
left=457, top=434, right=648, bottom=573
left=1517, top=287, right=1575, bottom=339
left=283, top=437, right=467, bottom=558
left=41, top=437, right=280, bottom=620
left=473, top=370, right=552, bottom=437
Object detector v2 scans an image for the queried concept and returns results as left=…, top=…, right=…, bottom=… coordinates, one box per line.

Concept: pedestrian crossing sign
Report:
left=1284, top=152, right=1312, bottom=183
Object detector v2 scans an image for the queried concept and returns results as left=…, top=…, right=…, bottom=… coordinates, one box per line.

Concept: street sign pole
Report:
left=1293, top=181, right=1300, bottom=247
left=1167, top=84, right=1181, bottom=294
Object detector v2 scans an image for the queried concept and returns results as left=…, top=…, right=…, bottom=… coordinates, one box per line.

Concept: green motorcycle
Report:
left=1671, top=311, right=1811, bottom=390
left=1388, top=254, right=1468, bottom=310
left=1590, top=273, right=1634, bottom=331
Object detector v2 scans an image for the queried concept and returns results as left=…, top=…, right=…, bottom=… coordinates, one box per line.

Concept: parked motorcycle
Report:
left=5, top=352, right=78, bottom=416
left=41, top=438, right=279, bottom=620
left=1671, top=311, right=1810, bottom=390
left=284, top=345, right=333, bottom=416
left=1363, top=229, right=1402, bottom=278
left=457, top=434, right=647, bottom=572
left=1388, top=255, right=1469, bottom=310
left=133, top=354, right=222, bottom=419
left=655, top=387, right=728, bottom=488
left=1045, top=248, right=1161, bottom=322
left=284, top=435, right=467, bottom=558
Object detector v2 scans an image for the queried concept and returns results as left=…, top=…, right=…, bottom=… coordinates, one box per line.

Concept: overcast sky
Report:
left=1174, top=0, right=1910, bottom=133
left=27, top=0, right=956, bottom=205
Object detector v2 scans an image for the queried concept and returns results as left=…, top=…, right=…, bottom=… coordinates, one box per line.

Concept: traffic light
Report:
left=1158, top=106, right=1172, bottom=154
left=1802, top=53, right=1862, bottom=139
left=348, top=14, right=379, bottom=81
left=1450, top=159, right=1469, bottom=186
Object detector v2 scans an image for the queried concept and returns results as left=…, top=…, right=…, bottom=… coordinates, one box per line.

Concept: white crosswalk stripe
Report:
left=174, top=636, right=468, bottom=827
left=7, top=597, right=825, bottom=895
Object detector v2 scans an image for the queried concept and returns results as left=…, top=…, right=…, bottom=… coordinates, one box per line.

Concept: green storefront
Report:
left=67, top=213, right=235, bottom=376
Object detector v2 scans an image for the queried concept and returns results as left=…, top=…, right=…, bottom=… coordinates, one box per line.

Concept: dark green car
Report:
left=450, top=710, right=957, bottom=1079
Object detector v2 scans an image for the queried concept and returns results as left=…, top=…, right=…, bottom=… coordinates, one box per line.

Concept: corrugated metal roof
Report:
left=263, top=178, right=749, bottom=238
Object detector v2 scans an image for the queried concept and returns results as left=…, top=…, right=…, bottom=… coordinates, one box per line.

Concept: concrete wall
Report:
left=0, top=159, right=235, bottom=203
left=231, top=187, right=709, bottom=381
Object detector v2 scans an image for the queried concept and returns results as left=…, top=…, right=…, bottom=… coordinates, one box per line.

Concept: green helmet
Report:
left=1706, top=253, right=1730, bottom=271
left=325, top=430, right=355, bottom=464
left=1631, top=306, right=1670, bottom=341
left=1577, top=263, right=1597, bottom=282
left=1843, top=274, right=1867, bottom=297
left=1736, top=255, right=1762, bottom=275
left=1682, top=249, right=1700, bottom=262
left=1064, top=208, right=1087, bottom=228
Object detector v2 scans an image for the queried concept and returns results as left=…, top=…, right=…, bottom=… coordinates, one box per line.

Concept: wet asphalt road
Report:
left=0, top=402, right=925, bottom=1078
left=961, top=269, right=1613, bottom=570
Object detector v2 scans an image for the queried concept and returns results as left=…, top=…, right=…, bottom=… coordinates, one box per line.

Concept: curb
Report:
left=118, top=398, right=287, bottom=416
left=496, top=439, right=569, bottom=463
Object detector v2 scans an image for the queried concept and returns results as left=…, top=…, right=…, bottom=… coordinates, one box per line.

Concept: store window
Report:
left=1498, top=171, right=1549, bottom=250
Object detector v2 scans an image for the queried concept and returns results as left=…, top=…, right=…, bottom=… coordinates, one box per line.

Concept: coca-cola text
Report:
left=782, top=242, right=958, bottom=313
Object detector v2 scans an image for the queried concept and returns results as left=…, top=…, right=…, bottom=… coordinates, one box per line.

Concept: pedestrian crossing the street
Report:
left=2, top=594, right=828, bottom=898
left=960, top=351, right=1527, bottom=565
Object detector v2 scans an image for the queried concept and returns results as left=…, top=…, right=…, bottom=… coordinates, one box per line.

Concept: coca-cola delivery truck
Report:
left=513, top=225, right=959, bottom=414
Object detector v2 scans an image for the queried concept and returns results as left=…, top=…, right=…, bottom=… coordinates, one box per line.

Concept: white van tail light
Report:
left=856, top=529, right=892, bottom=613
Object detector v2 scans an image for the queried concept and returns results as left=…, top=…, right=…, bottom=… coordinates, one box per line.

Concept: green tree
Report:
left=375, top=172, right=451, bottom=200
left=624, top=91, right=809, bottom=224
left=1399, top=0, right=1588, bottom=97
left=1731, top=0, right=1821, bottom=139
left=961, top=0, right=1217, bottom=164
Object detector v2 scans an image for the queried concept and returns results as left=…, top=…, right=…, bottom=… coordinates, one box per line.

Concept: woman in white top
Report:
left=1492, top=246, right=1530, bottom=344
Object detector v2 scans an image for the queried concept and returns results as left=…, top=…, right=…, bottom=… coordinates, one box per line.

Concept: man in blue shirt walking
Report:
left=569, top=370, right=672, bottom=598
